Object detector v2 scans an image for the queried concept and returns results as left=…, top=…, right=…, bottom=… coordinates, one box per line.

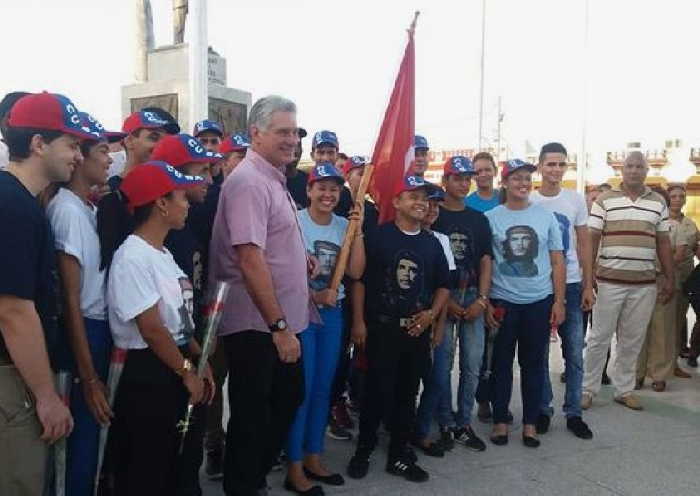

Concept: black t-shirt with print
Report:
left=432, top=205, right=493, bottom=292
left=363, top=222, right=450, bottom=319
left=286, top=169, right=309, bottom=210
left=0, top=172, right=60, bottom=369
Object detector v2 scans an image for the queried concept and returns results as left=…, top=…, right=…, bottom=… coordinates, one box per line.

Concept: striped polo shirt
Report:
left=588, top=186, right=669, bottom=285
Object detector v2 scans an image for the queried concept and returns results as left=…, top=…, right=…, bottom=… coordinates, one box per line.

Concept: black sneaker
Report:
left=535, top=414, right=551, bottom=435
left=347, top=446, right=372, bottom=479
left=453, top=426, right=486, bottom=452
left=205, top=449, right=224, bottom=480
left=385, top=457, right=429, bottom=483
left=438, top=426, right=455, bottom=451
left=327, top=419, right=353, bottom=441
left=688, top=356, right=698, bottom=368
left=566, top=416, right=593, bottom=440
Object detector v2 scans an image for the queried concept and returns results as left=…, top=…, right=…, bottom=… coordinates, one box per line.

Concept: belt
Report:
left=374, top=314, right=413, bottom=328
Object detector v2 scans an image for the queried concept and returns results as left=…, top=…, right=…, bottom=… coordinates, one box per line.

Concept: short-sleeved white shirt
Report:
left=107, top=235, right=195, bottom=349
left=530, top=189, right=588, bottom=283
left=46, top=188, right=107, bottom=320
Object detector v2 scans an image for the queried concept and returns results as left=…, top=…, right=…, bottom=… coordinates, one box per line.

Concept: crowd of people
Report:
left=0, top=90, right=697, bottom=496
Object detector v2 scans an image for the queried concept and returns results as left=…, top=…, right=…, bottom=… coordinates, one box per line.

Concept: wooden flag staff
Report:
left=329, top=164, right=374, bottom=291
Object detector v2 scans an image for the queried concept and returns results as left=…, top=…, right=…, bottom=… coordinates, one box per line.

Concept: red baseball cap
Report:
left=150, top=134, right=223, bottom=168
left=219, top=133, right=251, bottom=154
left=122, top=110, right=169, bottom=134
left=394, top=175, right=430, bottom=198
left=342, top=156, right=366, bottom=176
left=120, top=161, right=205, bottom=212
left=7, top=92, right=96, bottom=140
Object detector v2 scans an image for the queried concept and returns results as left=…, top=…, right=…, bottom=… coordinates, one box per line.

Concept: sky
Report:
left=2, top=0, right=700, bottom=166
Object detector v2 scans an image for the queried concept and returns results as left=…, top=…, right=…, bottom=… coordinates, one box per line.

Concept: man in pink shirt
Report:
left=210, top=95, right=309, bottom=496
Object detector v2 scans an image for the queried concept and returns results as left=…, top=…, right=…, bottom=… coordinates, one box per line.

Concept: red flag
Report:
left=369, top=14, right=418, bottom=224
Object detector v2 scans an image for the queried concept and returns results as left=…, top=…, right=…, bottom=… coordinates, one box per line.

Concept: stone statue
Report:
left=173, top=0, right=188, bottom=45
left=134, top=0, right=155, bottom=82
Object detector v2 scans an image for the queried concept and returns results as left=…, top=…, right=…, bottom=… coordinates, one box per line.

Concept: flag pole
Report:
left=329, top=164, right=374, bottom=291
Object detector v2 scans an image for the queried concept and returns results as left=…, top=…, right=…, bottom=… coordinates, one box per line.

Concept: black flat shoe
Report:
left=522, top=435, right=540, bottom=448
left=490, top=434, right=508, bottom=446
left=303, top=468, right=345, bottom=486
left=410, top=438, right=445, bottom=458
left=284, top=478, right=324, bottom=495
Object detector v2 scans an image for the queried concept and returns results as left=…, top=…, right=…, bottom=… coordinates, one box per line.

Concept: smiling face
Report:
left=81, top=141, right=112, bottom=186
left=539, top=152, right=567, bottom=185
left=393, top=188, right=429, bottom=223
left=40, top=134, right=83, bottom=183
left=250, top=111, right=299, bottom=167
left=504, top=169, right=532, bottom=202
left=312, top=144, right=338, bottom=164
left=424, top=199, right=440, bottom=227
left=307, top=178, right=342, bottom=214
left=396, top=258, right=418, bottom=289
left=474, top=158, right=496, bottom=190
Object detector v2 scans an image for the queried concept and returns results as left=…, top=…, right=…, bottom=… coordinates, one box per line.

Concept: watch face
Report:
left=277, top=320, right=288, bottom=330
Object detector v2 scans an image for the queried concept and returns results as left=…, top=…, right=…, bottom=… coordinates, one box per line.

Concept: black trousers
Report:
left=223, top=331, right=304, bottom=496
left=107, top=348, right=189, bottom=496
left=358, top=321, right=430, bottom=460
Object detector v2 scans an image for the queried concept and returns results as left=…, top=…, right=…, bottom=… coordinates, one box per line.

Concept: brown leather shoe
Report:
left=674, top=367, right=691, bottom=379
left=651, top=381, right=666, bottom=392
left=614, top=394, right=643, bottom=411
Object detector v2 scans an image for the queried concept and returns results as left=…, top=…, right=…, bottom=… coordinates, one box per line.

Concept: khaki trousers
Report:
left=637, top=289, right=678, bottom=382
left=0, top=364, right=48, bottom=496
left=583, top=282, right=657, bottom=398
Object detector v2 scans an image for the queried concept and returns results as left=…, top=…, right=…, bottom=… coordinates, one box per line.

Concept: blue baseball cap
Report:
left=312, top=130, right=339, bottom=149
left=7, top=92, right=96, bottom=141
left=307, top=162, right=345, bottom=185
left=501, top=158, right=537, bottom=180
left=414, top=135, right=429, bottom=150
left=426, top=184, right=446, bottom=202
left=150, top=133, right=223, bottom=168
left=394, top=175, right=429, bottom=197
left=78, top=112, right=127, bottom=143
left=342, top=155, right=367, bottom=175
left=443, top=156, right=475, bottom=177
left=120, top=160, right=205, bottom=212
left=219, top=132, right=251, bottom=154
left=193, top=119, right=224, bottom=137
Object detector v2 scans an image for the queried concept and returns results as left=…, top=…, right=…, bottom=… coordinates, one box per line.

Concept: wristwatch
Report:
left=269, top=318, right=289, bottom=333
left=175, top=358, right=193, bottom=377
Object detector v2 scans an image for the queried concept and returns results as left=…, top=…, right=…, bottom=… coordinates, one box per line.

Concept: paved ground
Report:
left=203, top=334, right=700, bottom=496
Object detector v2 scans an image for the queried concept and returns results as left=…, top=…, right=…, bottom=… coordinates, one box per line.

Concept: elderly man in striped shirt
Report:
left=581, top=151, right=674, bottom=411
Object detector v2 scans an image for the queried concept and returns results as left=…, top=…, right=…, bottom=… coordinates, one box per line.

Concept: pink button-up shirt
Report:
left=210, top=149, right=310, bottom=335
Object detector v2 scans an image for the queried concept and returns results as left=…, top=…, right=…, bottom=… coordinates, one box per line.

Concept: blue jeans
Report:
left=541, top=283, right=584, bottom=418
left=286, top=305, right=343, bottom=462
left=416, top=290, right=484, bottom=438
left=66, top=318, right=112, bottom=496
left=491, top=296, right=551, bottom=425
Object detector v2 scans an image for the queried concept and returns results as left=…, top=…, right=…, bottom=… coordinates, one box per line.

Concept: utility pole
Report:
left=577, top=0, right=590, bottom=193
left=477, top=0, right=486, bottom=151
left=188, top=0, right=208, bottom=134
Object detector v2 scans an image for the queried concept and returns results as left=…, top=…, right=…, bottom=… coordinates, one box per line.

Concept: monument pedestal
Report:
left=121, top=44, right=251, bottom=135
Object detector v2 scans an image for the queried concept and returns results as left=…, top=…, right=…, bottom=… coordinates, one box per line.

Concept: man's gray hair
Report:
left=248, top=95, right=296, bottom=132
left=624, top=151, right=648, bottom=168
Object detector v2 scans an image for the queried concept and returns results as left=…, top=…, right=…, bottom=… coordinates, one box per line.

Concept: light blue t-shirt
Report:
left=485, top=203, right=564, bottom=304
left=298, top=209, right=349, bottom=301
left=465, top=190, right=501, bottom=213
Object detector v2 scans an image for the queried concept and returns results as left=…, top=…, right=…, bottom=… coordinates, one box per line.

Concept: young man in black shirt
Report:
left=0, top=92, right=94, bottom=494
left=415, top=156, right=493, bottom=453
left=414, top=135, right=430, bottom=177
left=347, top=175, right=450, bottom=483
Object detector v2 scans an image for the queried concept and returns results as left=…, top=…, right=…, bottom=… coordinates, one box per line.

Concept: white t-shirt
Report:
left=432, top=230, right=457, bottom=271
left=107, top=235, right=195, bottom=349
left=46, top=188, right=107, bottom=320
left=530, top=189, right=588, bottom=283
left=107, top=150, right=126, bottom=178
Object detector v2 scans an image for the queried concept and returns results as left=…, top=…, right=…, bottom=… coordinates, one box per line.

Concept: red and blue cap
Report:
left=192, top=119, right=224, bottom=137
left=150, top=134, right=223, bottom=168
left=443, top=155, right=475, bottom=177
left=120, top=160, right=205, bottom=212
left=7, top=92, right=96, bottom=140
left=122, top=110, right=170, bottom=134
left=414, top=135, right=429, bottom=150
left=312, top=130, right=339, bottom=149
left=219, top=132, right=251, bottom=154
left=394, top=175, right=430, bottom=197
left=501, top=158, right=536, bottom=180
left=426, top=184, right=446, bottom=202
left=78, top=112, right=127, bottom=143
left=308, top=162, right=345, bottom=185
left=342, top=155, right=367, bottom=176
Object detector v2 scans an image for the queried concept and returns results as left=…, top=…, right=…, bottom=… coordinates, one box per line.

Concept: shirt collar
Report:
left=617, top=183, right=652, bottom=198
left=246, top=149, right=286, bottom=184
